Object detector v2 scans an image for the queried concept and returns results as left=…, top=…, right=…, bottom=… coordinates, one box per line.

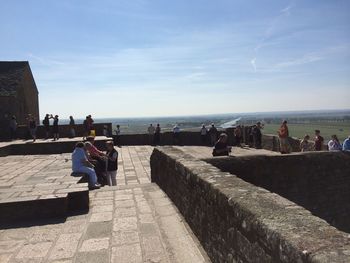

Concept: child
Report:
left=105, top=141, right=118, bottom=186
left=300, top=135, right=311, bottom=152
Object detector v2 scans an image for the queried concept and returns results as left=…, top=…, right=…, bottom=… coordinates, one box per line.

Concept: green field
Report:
left=262, top=123, right=350, bottom=142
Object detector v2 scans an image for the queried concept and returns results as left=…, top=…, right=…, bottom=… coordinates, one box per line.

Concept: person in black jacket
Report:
left=252, top=122, right=262, bottom=149
left=105, top=141, right=118, bottom=186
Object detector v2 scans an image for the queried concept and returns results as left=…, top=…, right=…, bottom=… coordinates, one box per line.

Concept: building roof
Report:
left=0, top=61, right=29, bottom=96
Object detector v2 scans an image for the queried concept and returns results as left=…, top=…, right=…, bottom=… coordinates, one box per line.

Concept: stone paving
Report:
left=0, top=145, right=210, bottom=263
left=0, top=184, right=209, bottom=263
left=0, top=143, right=281, bottom=262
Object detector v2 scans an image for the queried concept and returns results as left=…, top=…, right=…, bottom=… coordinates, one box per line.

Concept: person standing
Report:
left=9, top=116, right=17, bottom=140
left=43, top=114, right=52, bottom=139
left=252, top=122, right=262, bottom=149
left=87, top=115, right=94, bottom=135
left=314, top=130, right=324, bottom=151
left=208, top=124, right=218, bottom=146
left=328, top=135, right=342, bottom=151
left=154, top=124, right=161, bottom=145
left=69, top=116, right=76, bottom=138
left=27, top=115, right=37, bottom=142
left=234, top=125, right=242, bottom=147
left=343, top=136, right=350, bottom=151
left=52, top=115, right=59, bottom=141
left=200, top=124, right=207, bottom=145
left=300, top=135, right=312, bottom=152
left=147, top=124, right=155, bottom=145
left=114, top=124, right=121, bottom=147
left=105, top=141, right=118, bottom=186
left=173, top=124, right=180, bottom=145
left=83, top=116, right=89, bottom=139
left=278, top=120, right=291, bottom=154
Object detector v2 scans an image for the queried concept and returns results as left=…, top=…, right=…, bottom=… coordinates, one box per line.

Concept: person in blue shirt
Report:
left=343, top=136, right=350, bottom=151
left=72, top=142, right=100, bottom=190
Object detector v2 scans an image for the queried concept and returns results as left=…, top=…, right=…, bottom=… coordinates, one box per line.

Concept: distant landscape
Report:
left=58, top=109, right=350, bottom=141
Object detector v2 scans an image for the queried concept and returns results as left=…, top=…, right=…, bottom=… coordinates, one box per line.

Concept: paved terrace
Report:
left=0, top=140, right=278, bottom=263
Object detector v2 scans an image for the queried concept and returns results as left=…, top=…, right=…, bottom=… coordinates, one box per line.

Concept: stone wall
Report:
left=151, top=147, right=350, bottom=263
left=113, top=130, right=225, bottom=146
left=205, top=152, right=350, bottom=233
left=1, top=122, right=112, bottom=140
left=0, top=138, right=109, bottom=156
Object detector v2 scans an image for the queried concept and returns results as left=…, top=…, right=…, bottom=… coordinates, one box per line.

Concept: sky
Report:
left=1, top=0, right=349, bottom=118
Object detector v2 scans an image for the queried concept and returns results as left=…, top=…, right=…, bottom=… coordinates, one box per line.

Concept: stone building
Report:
left=0, top=61, right=39, bottom=136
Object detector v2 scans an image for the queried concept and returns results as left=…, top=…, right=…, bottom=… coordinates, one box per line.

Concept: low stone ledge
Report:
left=151, top=146, right=350, bottom=262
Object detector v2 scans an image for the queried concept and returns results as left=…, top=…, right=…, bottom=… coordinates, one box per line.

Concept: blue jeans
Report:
left=73, top=166, right=97, bottom=186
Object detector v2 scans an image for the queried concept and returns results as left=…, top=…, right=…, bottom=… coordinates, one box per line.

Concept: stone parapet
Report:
left=151, top=146, right=350, bottom=262
left=0, top=122, right=113, bottom=140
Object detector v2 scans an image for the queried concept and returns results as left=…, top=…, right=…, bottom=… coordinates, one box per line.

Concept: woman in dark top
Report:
left=212, top=133, right=232, bottom=156
left=53, top=115, right=59, bottom=141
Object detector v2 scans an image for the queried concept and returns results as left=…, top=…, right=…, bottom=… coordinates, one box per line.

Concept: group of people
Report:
left=277, top=120, right=350, bottom=153
left=212, top=120, right=350, bottom=156
left=147, top=124, right=162, bottom=145
left=9, top=114, right=94, bottom=142
left=72, top=136, right=118, bottom=190
left=43, top=114, right=63, bottom=141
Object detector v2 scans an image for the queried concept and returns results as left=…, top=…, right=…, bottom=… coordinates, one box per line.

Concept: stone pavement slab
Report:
left=0, top=184, right=210, bottom=263
left=0, top=145, right=213, bottom=262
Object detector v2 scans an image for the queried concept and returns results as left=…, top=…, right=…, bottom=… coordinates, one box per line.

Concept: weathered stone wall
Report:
left=113, top=130, right=225, bottom=146
left=205, top=152, right=350, bottom=233
left=0, top=138, right=109, bottom=156
left=0, top=122, right=112, bottom=140
left=151, top=147, right=350, bottom=263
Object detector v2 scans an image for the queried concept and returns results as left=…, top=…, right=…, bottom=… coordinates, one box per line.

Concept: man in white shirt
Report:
left=173, top=124, right=180, bottom=145
left=147, top=124, right=155, bottom=145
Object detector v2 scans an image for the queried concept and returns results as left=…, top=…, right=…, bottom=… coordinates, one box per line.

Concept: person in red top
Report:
left=85, top=136, right=107, bottom=185
left=278, top=120, right=291, bottom=154
left=314, top=130, right=324, bottom=151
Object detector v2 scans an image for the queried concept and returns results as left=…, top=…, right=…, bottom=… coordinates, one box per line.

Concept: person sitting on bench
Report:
left=72, top=142, right=100, bottom=190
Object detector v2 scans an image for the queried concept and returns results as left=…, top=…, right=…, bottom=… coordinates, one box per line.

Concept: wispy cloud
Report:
left=251, top=2, right=295, bottom=71
left=251, top=58, right=257, bottom=72
left=274, top=54, right=324, bottom=68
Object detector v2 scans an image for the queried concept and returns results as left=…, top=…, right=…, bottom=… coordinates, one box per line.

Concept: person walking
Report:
left=328, top=135, right=342, bottom=151
left=69, top=116, right=76, bottom=138
left=52, top=115, right=59, bottom=141
left=209, top=124, right=218, bottom=146
left=314, top=130, right=324, bottom=151
left=9, top=116, right=17, bottom=140
left=200, top=124, right=208, bottom=145
left=278, top=120, right=291, bottom=154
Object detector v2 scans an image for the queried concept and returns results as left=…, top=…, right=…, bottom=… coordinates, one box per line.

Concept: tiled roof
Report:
left=0, top=61, right=29, bottom=96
